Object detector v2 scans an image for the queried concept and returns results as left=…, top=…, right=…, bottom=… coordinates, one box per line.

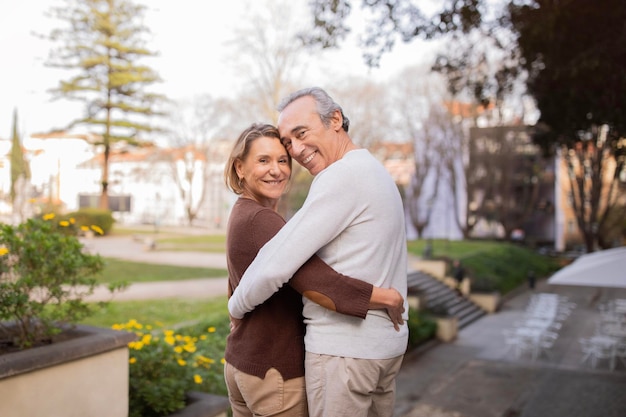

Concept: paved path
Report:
left=393, top=281, right=626, bottom=417
left=80, top=235, right=229, bottom=302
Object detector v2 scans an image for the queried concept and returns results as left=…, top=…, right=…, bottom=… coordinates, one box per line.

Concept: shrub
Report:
left=115, top=319, right=229, bottom=417
left=0, top=216, right=123, bottom=350
left=66, top=208, right=115, bottom=236
left=407, top=308, right=437, bottom=350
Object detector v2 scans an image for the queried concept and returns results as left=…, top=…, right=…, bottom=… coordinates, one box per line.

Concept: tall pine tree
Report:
left=10, top=108, right=31, bottom=205
left=46, top=0, right=165, bottom=209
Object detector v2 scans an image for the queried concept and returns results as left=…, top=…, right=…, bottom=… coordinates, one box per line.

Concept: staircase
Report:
left=407, top=271, right=486, bottom=329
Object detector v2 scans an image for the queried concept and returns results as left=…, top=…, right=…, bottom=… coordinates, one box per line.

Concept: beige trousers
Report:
left=304, top=353, right=404, bottom=417
left=224, top=362, right=308, bottom=417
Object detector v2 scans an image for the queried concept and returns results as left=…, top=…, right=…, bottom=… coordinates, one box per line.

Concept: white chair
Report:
left=533, top=331, right=559, bottom=361
left=503, top=329, right=534, bottom=359
left=579, top=337, right=616, bottom=370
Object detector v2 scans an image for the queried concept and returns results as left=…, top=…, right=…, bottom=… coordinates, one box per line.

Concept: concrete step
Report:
left=407, top=271, right=486, bottom=329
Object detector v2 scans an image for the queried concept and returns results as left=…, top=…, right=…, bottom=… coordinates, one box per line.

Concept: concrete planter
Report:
left=434, top=316, right=458, bottom=343
left=469, top=292, right=502, bottom=314
left=0, top=324, right=136, bottom=417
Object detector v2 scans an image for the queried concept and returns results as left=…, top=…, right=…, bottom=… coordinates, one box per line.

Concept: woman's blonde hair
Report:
left=224, top=123, right=291, bottom=194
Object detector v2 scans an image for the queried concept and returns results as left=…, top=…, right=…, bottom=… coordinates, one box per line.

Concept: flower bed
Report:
left=115, top=319, right=229, bottom=417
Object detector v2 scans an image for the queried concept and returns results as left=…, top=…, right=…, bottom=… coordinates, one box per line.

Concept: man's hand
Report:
left=370, top=287, right=405, bottom=331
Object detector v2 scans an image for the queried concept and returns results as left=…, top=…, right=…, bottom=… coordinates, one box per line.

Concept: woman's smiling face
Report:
left=235, top=135, right=291, bottom=209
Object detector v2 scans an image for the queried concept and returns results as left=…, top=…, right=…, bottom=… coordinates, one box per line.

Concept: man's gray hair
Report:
left=277, top=87, right=350, bottom=132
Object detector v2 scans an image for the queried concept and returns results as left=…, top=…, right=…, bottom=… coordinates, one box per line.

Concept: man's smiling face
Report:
left=278, top=96, right=342, bottom=176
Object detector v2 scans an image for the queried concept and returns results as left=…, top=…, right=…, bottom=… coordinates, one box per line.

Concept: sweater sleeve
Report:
left=229, top=164, right=364, bottom=319
left=249, top=208, right=372, bottom=319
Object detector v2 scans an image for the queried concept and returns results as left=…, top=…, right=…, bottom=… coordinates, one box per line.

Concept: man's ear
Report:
left=330, top=109, right=343, bottom=132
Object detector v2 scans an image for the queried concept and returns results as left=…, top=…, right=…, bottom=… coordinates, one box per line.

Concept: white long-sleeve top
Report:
left=228, top=149, right=408, bottom=359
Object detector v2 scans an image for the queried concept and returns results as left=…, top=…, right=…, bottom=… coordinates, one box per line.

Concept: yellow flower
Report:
left=0, top=247, right=8, bottom=256
left=200, top=335, right=207, bottom=340
left=220, top=358, right=226, bottom=365
left=174, top=346, right=183, bottom=354
left=80, top=226, right=89, bottom=231
left=69, top=217, right=76, bottom=224
left=141, top=334, right=152, bottom=345
left=59, top=220, right=70, bottom=227
left=43, top=213, right=55, bottom=220
left=193, top=374, right=203, bottom=384
left=129, top=341, right=144, bottom=350
left=177, top=358, right=187, bottom=366
left=165, top=335, right=176, bottom=345
left=129, top=357, right=137, bottom=364
left=183, top=344, right=197, bottom=353
left=90, top=225, right=104, bottom=235
left=197, top=355, right=215, bottom=364
left=208, top=327, right=216, bottom=333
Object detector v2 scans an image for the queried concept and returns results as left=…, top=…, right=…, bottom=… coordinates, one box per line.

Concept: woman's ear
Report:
left=234, top=159, right=244, bottom=179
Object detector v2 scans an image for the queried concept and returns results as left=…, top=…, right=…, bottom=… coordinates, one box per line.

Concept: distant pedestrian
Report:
left=527, top=269, right=536, bottom=290
left=452, top=259, right=464, bottom=296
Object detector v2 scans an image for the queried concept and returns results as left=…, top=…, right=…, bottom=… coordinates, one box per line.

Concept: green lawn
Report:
left=111, top=226, right=227, bottom=253
left=80, top=297, right=229, bottom=329
left=91, top=258, right=227, bottom=284
left=83, top=236, right=560, bottom=330
left=407, top=238, right=562, bottom=293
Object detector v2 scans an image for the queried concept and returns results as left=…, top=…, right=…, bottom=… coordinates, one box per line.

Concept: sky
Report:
left=0, top=0, right=430, bottom=139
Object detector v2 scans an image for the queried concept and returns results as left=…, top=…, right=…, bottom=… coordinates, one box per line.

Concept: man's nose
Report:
left=290, top=140, right=304, bottom=156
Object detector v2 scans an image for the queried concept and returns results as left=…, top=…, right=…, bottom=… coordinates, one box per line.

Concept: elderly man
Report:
left=228, top=87, right=408, bottom=417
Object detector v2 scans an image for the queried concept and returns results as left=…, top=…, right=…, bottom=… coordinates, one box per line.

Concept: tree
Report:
left=226, top=0, right=311, bottom=124
left=45, top=0, right=165, bottom=210
left=509, top=0, right=626, bottom=251
left=304, top=0, right=626, bottom=250
left=10, top=109, right=31, bottom=204
left=9, top=109, right=32, bottom=221
left=330, top=79, right=394, bottom=148
left=163, top=96, right=229, bottom=226
left=468, top=126, right=548, bottom=240
left=386, top=65, right=450, bottom=238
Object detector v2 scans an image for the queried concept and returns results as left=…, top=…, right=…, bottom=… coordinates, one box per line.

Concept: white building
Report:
left=1, top=131, right=233, bottom=229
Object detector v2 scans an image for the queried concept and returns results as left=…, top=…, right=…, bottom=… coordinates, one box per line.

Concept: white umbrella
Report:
left=547, top=246, right=626, bottom=288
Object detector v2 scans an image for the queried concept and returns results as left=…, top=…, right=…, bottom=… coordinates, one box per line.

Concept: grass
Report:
left=407, top=238, right=562, bottom=294
left=80, top=297, right=229, bottom=329
left=111, top=226, right=227, bottom=253
left=155, top=235, right=227, bottom=253
left=91, top=258, right=227, bottom=284
left=82, top=235, right=561, bottom=331
left=406, top=238, right=504, bottom=261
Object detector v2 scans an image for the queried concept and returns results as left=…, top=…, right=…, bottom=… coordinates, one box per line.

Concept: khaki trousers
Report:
left=304, top=353, right=404, bottom=417
left=224, top=362, right=308, bottom=417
